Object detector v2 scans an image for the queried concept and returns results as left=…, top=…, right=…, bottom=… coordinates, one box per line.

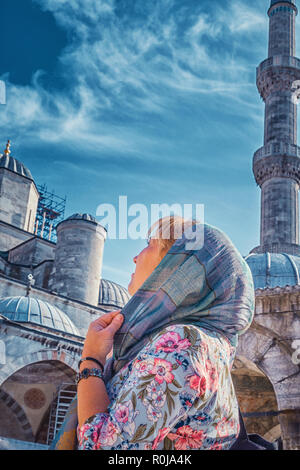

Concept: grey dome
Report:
left=0, top=296, right=80, bottom=336
left=245, top=252, right=300, bottom=289
left=99, top=279, right=131, bottom=308
left=66, top=213, right=97, bottom=223
left=0, top=154, right=33, bottom=180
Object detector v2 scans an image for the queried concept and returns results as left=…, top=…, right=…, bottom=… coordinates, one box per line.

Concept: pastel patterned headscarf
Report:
left=103, top=222, right=255, bottom=382
left=51, top=222, right=255, bottom=449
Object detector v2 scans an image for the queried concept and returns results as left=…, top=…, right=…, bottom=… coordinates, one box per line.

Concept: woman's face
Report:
left=128, top=238, right=167, bottom=296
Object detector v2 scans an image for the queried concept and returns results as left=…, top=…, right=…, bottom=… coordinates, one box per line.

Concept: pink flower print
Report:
left=152, top=390, right=166, bottom=408
left=189, top=374, right=206, bottom=397
left=149, top=358, right=174, bottom=385
left=168, top=425, right=204, bottom=450
left=92, top=428, right=100, bottom=443
left=216, top=417, right=230, bottom=438
left=152, top=427, right=171, bottom=450
left=146, top=381, right=166, bottom=408
left=205, top=359, right=218, bottom=393
left=134, top=358, right=154, bottom=377
left=146, top=380, right=161, bottom=396
left=155, top=332, right=191, bottom=353
left=100, top=420, right=118, bottom=446
left=210, top=442, right=222, bottom=450
left=146, top=403, right=163, bottom=422
left=114, top=401, right=138, bottom=436
left=115, top=404, right=129, bottom=424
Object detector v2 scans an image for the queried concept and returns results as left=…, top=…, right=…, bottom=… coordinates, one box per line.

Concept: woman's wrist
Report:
left=80, top=353, right=106, bottom=370
left=78, top=359, right=104, bottom=373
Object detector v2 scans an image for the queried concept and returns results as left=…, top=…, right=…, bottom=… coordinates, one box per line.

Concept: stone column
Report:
left=53, top=214, right=107, bottom=306
left=268, top=1, right=296, bottom=57
left=264, top=91, right=297, bottom=145
left=260, top=177, right=299, bottom=248
left=252, top=0, right=300, bottom=255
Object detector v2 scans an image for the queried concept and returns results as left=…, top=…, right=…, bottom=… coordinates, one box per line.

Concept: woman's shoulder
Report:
left=146, top=324, right=234, bottom=361
left=149, top=323, right=220, bottom=348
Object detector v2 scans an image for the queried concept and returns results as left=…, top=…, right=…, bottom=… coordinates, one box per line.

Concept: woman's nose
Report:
left=133, top=255, right=137, bottom=264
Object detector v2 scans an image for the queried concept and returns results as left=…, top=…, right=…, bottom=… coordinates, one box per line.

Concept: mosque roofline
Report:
left=0, top=313, right=84, bottom=345
left=0, top=219, right=56, bottom=246
left=7, top=233, right=56, bottom=252
left=0, top=163, right=39, bottom=193
left=254, top=284, right=300, bottom=295
left=0, top=252, right=54, bottom=271
left=0, top=272, right=109, bottom=313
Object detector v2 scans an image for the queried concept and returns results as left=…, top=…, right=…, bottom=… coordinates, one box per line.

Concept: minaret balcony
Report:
left=257, top=55, right=300, bottom=100
left=254, top=142, right=300, bottom=161
left=253, top=143, right=300, bottom=186
left=257, top=55, right=300, bottom=75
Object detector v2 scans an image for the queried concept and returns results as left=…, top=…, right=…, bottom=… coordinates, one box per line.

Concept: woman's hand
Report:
left=81, top=310, right=124, bottom=367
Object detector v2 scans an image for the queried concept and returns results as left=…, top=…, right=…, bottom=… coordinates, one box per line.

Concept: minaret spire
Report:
left=252, top=0, right=300, bottom=256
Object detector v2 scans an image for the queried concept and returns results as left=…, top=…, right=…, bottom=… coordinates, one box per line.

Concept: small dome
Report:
left=0, top=154, right=33, bottom=180
left=99, top=279, right=131, bottom=308
left=245, top=252, right=300, bottom=289
left=66, top=213, right=97, bottom=223
left=0, top=296, right=80, bottom=336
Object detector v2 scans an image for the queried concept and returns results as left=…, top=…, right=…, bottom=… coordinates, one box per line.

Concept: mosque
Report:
left=0, top=0, right=300, bottom=450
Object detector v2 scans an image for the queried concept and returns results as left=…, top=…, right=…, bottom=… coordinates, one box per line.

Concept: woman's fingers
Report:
left=92, top=310, right=122, bottom=328
left=105, top=314, right=124, bottom=336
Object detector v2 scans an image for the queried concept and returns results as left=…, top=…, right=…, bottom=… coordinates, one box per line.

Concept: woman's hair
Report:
left=147, top=215, right=199, bottom=254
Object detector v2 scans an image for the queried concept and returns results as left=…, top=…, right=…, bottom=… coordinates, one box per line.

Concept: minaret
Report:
left=252, top=0, right=300, bottom=256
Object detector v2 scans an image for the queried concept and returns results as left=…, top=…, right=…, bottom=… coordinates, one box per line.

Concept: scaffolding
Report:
left=35, top=184, right=66, bottom=243
left=46, top=382, right=77, bottom=446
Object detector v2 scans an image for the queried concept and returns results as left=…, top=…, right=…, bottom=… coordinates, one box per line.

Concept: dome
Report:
left=99, top=279, right=131, bottom=308
left=245, top=252, right=300, bottom=289
left=65, top=213, right=97, bottom=223
left=0, top=296, right=80, bottom=336
left=0, top=154, right=33, bottom=180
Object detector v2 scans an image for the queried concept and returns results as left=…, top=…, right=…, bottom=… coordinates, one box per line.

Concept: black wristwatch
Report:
left=75, top=367, right=104, bottom=385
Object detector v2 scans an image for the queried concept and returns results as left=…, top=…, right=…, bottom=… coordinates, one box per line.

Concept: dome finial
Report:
left=3, top=140, right=11, bottom=157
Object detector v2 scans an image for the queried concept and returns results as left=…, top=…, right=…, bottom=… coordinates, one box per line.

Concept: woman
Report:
left=52, top=216, right=255, bottom=450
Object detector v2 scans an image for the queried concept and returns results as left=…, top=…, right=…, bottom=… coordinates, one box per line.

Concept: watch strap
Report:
left=76, top=367, right=104, bottom=385
left=78, top=357, right=104, bottom=372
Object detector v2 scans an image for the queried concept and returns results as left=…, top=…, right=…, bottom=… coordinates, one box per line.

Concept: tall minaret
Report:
left=252, top=0, right=300, bottom=256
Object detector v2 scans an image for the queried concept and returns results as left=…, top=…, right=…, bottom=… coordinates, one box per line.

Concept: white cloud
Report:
left=0, top=0, right=267, bottom=154
left=225, top=0, right=266, bottom=33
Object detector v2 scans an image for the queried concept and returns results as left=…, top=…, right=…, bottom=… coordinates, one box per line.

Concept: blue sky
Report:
left=1, top=0, right=299, bottom=289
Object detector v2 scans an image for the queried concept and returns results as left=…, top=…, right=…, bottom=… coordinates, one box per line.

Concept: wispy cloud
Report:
left=0, top=0, right=267, bottom=156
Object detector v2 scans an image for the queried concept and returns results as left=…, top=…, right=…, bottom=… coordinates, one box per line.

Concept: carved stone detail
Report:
left=257, top=65, right=300, bottom=101
left=253, top=154, right=300, bottom=186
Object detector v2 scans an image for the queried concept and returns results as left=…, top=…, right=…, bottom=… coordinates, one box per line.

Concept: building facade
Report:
left=236, top=0, right=300, bottom=450
left=0, top=143, right=130, bottom=449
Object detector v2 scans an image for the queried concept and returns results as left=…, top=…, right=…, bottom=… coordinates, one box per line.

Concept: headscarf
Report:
left=51, top=223, right=255, bottom=450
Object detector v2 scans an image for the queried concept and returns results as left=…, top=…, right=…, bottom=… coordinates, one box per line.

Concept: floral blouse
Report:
left=77, top=324, right=240, bottom=450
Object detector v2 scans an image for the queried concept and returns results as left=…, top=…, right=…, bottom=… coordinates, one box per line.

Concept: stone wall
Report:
left=0, top=169, right=38, bottom=235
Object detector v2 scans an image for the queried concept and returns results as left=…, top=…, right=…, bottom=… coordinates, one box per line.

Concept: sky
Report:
left=1, top=0, right=299, bottom=289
